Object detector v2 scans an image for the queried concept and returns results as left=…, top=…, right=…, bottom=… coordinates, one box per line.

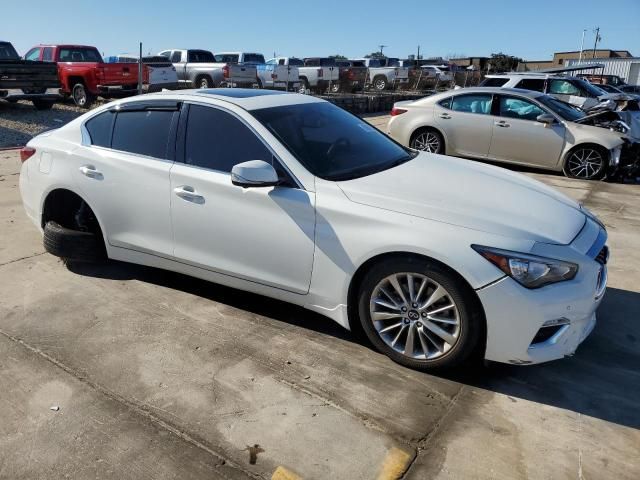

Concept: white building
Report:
left=566, top=57, right=640, bottom=85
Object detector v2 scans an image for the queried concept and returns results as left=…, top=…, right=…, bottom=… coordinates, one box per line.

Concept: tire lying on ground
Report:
left=43, top=221, right=106, bottom=262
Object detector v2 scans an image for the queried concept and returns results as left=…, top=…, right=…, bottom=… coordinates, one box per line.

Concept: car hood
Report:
left=338, top=153, right=586, bottom=245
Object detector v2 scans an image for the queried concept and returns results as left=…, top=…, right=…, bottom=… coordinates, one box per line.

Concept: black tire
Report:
left=197, top=76, right=212, bottom=89
left=329, top=82, right=340, bottom=93
left=372, top=75, right=387, bottom=91
left=562, top=145, right=608, bottom=180
left=72, top=83, right=95, bottom=109
left=257, top=78, right=264, bottom=89
left=6, top=98, right=18, bottom=104
left=357, top=257, right=483, bottom=370
left=32, top=99, right=55, bottom=110
left=43, top=221, right=106, bottom=263
left=410, top=128, right=445, bottom=154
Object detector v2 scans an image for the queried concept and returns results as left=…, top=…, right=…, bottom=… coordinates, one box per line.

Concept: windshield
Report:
left=0, top=42, right=19, bottom=60
left=244, top=54, right=265, bottom=64
left=252, top=102, right=416, bottom=181
left=538, top=95, right=586, bottom=122
left=574, top=78, right=607, bottom=97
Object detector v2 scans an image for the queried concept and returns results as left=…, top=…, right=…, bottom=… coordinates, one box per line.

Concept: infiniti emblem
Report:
left=408, top=310, right=419, bottom=320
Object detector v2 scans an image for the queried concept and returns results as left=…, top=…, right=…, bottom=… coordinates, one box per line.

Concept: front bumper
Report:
left=478, top=219, right=608, bottom=365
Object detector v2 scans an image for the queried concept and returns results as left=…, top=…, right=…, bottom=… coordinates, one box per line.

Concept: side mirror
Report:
left=536, top=113, right=556, bottom=126
left=231, top=160, right=279, bottom=188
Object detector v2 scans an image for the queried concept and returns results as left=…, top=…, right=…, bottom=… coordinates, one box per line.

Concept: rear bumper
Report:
left=1, top=88, right=61, bottom=100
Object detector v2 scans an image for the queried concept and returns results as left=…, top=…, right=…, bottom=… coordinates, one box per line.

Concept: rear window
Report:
left=188, top=50, right=214, bottom=63
left=85, top=111, right=115, bottom=148
left=111, top=110, right=175, bottom=158
left=319, top=58, right=336, bottom=67
left=243, top=54, right=265, bottom=64
left=288, top=58, right=304, bottom=66
left=214, top=53, right=239, bottom=63
left=480, top=77, right=509, bottom=87
left=514, top=78, right=545, bottom=92
left=58, top=48, right=102, bottom=62
left=0, top=42, right=19, bottom=60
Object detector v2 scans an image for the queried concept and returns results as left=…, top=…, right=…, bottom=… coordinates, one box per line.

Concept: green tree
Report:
left=329, top=54, right=347, bottom=60
left=364, top=52, right=386, bottom=59
left=488, top=52, right=522, bottom=72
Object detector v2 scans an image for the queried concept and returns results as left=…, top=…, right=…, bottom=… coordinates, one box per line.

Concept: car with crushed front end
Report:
left=19, top=89, right=609, bottom=370
left=388, top=87, right=639, bottom=180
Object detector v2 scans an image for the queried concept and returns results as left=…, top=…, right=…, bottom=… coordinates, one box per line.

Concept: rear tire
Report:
left=197, top=76, right=212, bottom=89
left=562, top=145, right=607, bottom=180
left=357, top=257, right=482, bottom=370
left=298, top=78, right=309, bottom=94
left=410, top=128, right=444, bottom=154
left=72, top=83, right=95, bottom=109
left=373, top=75, right=388, bottom=91
left=43, top=221, right=106, bottom=263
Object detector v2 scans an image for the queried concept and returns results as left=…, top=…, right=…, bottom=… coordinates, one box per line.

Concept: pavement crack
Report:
left=0, top=329, right=264, bottom=480
left=0, top=252, right=46, bottom=268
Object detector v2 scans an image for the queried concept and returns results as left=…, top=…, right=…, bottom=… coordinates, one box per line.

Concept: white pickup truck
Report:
left=354, top=57, right=409, bottom=91
left=258, top=58, right=300, bottom=90
left=271, top=57, right=339, bottom=93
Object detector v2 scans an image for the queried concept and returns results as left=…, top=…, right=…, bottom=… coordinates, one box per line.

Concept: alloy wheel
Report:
left=73, top=85, right=87, bottom=107
left=369, top=273, right=461, bottom=360
left=374, top=78, right=386, bottom=90
left=566, top=148, right=604, bottom=179
left=412, top=132, right=441, bottom=153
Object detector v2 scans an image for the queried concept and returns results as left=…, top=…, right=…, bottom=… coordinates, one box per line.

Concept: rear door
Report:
left=71, top=101, right=179, bottom=255
left=488, top=94, right=566, bottom=168
left=170, top=102, right=315, bottom=293
left=434, top=93, right=494, bottom=157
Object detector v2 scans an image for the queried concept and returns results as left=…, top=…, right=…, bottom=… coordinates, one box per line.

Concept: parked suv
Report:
left=25, top=44, right=149, bottom=108
left=480, top=73, right=610, bottom=110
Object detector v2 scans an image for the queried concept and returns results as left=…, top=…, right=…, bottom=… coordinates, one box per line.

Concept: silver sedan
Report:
left=387, top=87, right=633, bottom=180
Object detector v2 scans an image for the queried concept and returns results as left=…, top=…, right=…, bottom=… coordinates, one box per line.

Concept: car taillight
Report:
left=20, top=146, right=36, bottom=163
left=347, top=69, right=356, bottom=80
left=318, top=68, right=323, bottom=77
left=390, top=107, right=408, bottom=116
left=223, top=65, right=230, bottom=78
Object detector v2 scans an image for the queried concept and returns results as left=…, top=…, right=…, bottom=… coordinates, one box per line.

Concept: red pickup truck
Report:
left=24, top=44, right=148, bottom=108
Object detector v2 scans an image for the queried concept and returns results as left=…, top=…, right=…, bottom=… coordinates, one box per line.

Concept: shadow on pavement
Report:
left=67, top=260, right=640, bottom=430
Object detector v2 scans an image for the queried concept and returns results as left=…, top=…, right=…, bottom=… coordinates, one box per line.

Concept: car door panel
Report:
left=488, top=95, right=566, bottom=169
left=170, top=167, right=315, bottom=293
left=434, top=94, right=494, bottom=157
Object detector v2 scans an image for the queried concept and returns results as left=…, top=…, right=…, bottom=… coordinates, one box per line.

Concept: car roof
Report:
left=448, top=87, right=546, bottom=98
left=486, top=73, right=582, bottom=80
left=115, top=88, right=324, bottom=111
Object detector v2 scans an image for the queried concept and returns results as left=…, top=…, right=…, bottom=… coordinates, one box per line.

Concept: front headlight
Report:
left=471, top=245, right=578, bottom=289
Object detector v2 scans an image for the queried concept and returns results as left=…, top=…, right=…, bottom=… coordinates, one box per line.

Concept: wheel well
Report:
left=410, top=126, right=445, bottom=153
left=347, top=252, right=486, bottom=351
left=563, top=143, right=609, bottom=165
left=68, top=76, right=85, bottom=89
left=42, top=189, right=103, bottom=239
left=195, top=74, right=211, bottom=85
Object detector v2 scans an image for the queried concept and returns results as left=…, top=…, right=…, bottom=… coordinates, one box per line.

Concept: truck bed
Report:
left=0, top=60, right=60, bottom=90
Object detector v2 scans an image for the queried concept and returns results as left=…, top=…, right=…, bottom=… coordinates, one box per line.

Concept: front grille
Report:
left=596, top=245, right=609, bottom=265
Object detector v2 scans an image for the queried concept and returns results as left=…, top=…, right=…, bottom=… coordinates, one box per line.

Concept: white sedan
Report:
left=19, top=89, right=608, bottom=370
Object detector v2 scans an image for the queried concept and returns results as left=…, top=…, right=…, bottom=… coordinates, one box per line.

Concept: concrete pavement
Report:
left=1, top=140, right=639, bottom=479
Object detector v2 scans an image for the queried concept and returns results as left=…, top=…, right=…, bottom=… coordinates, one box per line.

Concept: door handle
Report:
left=439, top=114, right=451, bottom=119
left=174, top=186, right=205, bottom=204
left=494, top=121, right=510, bottom=127
left=79, top=165, right=103, bottom=179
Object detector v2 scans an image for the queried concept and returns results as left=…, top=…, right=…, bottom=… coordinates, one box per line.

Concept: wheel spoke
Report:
left=417, top=328, right=431, bottom=358
left=372, top=311, right=403, bottom=321
left=374, top=299, right=401, bottom=310
left=407, top=274, right=415, bottom=302
left=379, top=286, right=401, bottom=307
left=427, top=314, right=458, bottom=325
left=420, top=327, right=444, bottom=353
left=423, top=320, right=456, bottom=346
left=425, top=303, right=455, bottom=316
left=388, top=275, right=408, bottom=305
left=379, top=322, right=403, bottom=334
left=415, top=278, right=428, bottom=303
left=404, top=324, right=416, bottom=356
left=421, top=285, right=446, bottom=310
left=391, top=324, right=407, bottom=347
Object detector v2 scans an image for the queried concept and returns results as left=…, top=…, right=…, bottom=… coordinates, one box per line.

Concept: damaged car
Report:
left=388, top=87, right=640, bottom=181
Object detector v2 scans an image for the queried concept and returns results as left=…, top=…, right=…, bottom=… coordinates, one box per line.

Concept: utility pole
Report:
left=578, top=29, right=586, bottom=63
left=379, top=44, right=387, bottom=56
left=417, top=45, right=420, bottom=61
left=592, top=27, right=601, bottom=59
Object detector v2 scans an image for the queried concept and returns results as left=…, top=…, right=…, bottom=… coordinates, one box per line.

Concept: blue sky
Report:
left=4, top=0, right=640, bottom=60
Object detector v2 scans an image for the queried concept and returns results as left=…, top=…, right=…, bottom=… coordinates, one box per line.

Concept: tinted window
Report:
left=537, top=96, right=586, bottom=122
left=214, top=53, right=239, bottom=63
left=498, top=96, right=545, bottom=121
left=243, top=54, right=265, bottom=64
left=480, top=77, right=509, bottom=87
left=288, top=58, right=304, bottom=66
left=319, top=58, right=336, bottom=67
left=58, top=47, right=102, bottom=62
left=185, top=105, right=272, bottom=173
left=188, top=50, right=214, bottom=63
left=25, top=48, right=41, bottom=61
left=304, top=59, right=319, bottom=67
left=85, top=111, right=115, bottom=147
left=515, top=78, right=545, bottom=92
left=252, top=102, right=415, bottom=181
left=0, top=42, right=19, bottom=60
left=112, top=110, right=175, bottom=158
left=438, top=97, right=452, bottom=109
left=170, top=51, right=182, bottom=63
left=450, top=94, right=492, bottom=114
left=42, top=47, right=53, bottom=62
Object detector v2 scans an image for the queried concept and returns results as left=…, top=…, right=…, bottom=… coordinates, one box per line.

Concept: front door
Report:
left=170, top=103, right=316, bottom=294
left=488, top=95, right=565, bottom=169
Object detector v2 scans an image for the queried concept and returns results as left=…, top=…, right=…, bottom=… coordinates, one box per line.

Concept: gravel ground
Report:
left=0, top=100, right=98, bottom=148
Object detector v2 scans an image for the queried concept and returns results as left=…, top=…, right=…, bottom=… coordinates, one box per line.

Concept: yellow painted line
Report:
left=272, top=465, right=303, bottom=480
left=377, top=447, right=413, bottom=480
